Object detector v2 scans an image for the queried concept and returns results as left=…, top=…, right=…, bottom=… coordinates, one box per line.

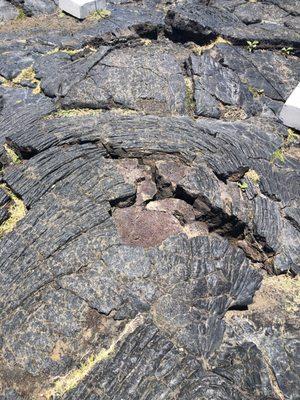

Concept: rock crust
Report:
left=0, top=0, right=299, bottom=399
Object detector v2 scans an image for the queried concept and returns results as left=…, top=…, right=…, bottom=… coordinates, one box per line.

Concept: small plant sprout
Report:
left=238, top=182, right=248, bottom=191
left=248, top=86, right=264, bottom=97
left=246, top=40, right=259, bottom=52
left=271, top=149, right=285, bottom=164
left=58, top=9, right=66, bottom=18
left=256, top=88, right=264, bottom=95
left=16, top=8, right=26, bottom=20
left=281, top=47, right=294, bottom=56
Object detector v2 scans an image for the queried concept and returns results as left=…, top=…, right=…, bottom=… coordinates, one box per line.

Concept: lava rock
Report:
left=0, top=0, right=18, bottom=21
left=0, top=1, right=299, bottom=398
left=190, top=52, right=258, bottom=118
left=166, top=0, right=300, bottom=46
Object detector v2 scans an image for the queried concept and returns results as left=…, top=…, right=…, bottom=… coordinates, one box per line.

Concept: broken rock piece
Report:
left=280, top=83, right=300, bottom=130
left=59, top=0, right=106, bottom=19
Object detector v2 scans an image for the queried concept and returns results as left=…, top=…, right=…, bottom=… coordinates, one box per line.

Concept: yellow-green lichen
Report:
left=0, top=184, right=26, bottom=237
left=32, top=81, right=41, bottom=94
left=281, top=47, right=294, bottom=56
left=89, top=9, right=111, bottom=20
left=45, top=108, right=102, bottom=119
left=184, top=77, right=195, bottom=115
left=246, top=40, right=259, bottom=52
left=12, top=66, right=41, bottom=94
left=269, top=130, right=298, bottom=164
left=42, top=315, right=144, bottom=399
left=46, top=47, right=84, bottom=56
left=140, top=38, right=152, bottom=46
left=189, top=36, right=231, bottom=55
left=3, top=144, right=21, bottom=164
left=221, top=105, right=247, bottom=121
left=286, top=128, right=298, bottom=145
left=110, top=108, right=140, bottom=116
left=45, top=47, right=60, bottom=55
left=245, top=169, right=260, bottom=185
left=0, top=75, right=13, bottom=87
left=13, top=66, right=36, bottom=84
left=58, top=9, right=66, bottom=18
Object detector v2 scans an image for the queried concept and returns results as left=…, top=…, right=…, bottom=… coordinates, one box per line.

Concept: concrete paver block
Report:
left=59, top=0, right=107, bottom=19
left=280, top=83, right=300, bottom=130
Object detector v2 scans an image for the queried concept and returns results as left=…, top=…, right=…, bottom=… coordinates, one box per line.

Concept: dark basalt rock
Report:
left=0, top=86, right=55, bottom=163
left=189, top=52, right=259, bottom=118
left=9, top=0, right=57, bottom=16
left=0, top=0, right=18, bottom=21
left=188, top=43, right=300, bottom=119
left=34, top=47, right=111, bottom=98
left=0, top=189, right=9, bottom=224
left=0, top=189, right=9, bottom=206
left=0, top=208, right=9, bottom=224
left=73, top=3, right=165, bottom=46
left=166, top=0, right=300, bottom=47
left=34, top=43, right=186, bottom=114
left=0, top=1, right=299, bottom=399
left=62, top=318, right=284, bottom=400
left=0, top=39, right=55, bottom=80
left=212, top=44, right=300, bottom=102
left=61, top=45, right=186, bottom=114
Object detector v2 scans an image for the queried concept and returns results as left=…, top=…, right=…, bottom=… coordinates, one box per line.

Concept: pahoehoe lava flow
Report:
left=0, top=0, right=299, bottom=399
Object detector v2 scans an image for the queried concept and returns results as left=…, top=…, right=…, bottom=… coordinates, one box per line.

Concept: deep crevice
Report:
left=134, top=24, right=159, bottom=40
left=227, top=303, right=249, bottom=311
left=173, top=185, right=196, bottom=206
left=6, top=138, right=39, bottom=160
left=109, top=193, right=136, bottom=209
left=165, top=26, right=217, bottom=45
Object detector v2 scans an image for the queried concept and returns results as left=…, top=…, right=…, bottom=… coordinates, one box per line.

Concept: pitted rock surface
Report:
left=0, top=0, right=299, bottom=399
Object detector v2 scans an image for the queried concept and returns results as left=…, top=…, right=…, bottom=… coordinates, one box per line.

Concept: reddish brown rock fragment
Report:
left=113, top=206, right=182, bottom=248
left=155, top=160, right=190, bottom=192
left=146, top=198, right=195, bottom=224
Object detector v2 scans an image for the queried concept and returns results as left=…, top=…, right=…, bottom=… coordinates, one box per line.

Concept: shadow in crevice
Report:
left=165, top=26, right=217, bottom=45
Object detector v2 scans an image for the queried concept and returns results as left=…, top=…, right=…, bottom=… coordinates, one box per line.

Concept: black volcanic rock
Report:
left=0, top=1, right=299, bottom=398
left=166, top=0, right=300, bottom=47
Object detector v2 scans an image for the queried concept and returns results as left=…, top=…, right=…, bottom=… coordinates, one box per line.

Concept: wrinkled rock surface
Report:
left=0, top=0, right=299, bottom=399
